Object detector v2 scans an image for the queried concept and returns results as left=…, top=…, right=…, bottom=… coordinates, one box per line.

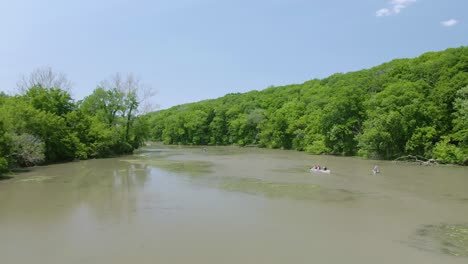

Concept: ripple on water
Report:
left=271, top=166, right=311, bottom=174
left=17, top=175, right=56, bottom=183
left=409, top=223, right=468, bottom=257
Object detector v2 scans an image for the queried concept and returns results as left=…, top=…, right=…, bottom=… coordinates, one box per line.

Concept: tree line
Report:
left=0, top=70, right=152, bottom=175
left=146, top=47, right=467, bottom=165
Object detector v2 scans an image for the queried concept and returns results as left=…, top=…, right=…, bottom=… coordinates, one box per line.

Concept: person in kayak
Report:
left=373, top=165, right=380, bottom=174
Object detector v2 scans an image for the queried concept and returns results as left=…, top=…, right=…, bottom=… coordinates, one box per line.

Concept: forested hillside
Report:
left=0, top=74, right=150, bottom=174
left=147, top=47, right=468, bottom=164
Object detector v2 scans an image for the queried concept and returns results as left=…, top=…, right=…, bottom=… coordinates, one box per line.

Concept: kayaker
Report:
left=373, top=165, right=380, bottom=174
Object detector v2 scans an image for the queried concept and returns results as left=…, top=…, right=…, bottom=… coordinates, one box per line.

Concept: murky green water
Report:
left=1, top=144, right=467, bottom=264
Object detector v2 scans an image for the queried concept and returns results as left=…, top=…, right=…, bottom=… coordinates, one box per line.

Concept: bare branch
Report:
left=100, top=72, right=157, bottom=114
left=17, top=66, right=73, bottom=93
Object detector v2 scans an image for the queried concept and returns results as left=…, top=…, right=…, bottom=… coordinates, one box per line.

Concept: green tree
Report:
left=23, top=86, right=75, bottom=116
left=10, top=133, right=45, bottom=167
left=145, top=46, right=468, bottom=165
left=0, top=120, right=10, bottom=173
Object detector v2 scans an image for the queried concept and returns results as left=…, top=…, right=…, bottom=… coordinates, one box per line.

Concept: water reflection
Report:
left=122, top=159, right=213, bottom=176
left=80, top=162, right=151, bottom=222
left=0, top=158, right=154, bottom=224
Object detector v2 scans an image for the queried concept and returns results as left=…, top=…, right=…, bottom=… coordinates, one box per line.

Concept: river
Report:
left=1, top=144, right=467, bottom=263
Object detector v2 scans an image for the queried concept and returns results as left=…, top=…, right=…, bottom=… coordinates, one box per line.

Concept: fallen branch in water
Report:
left=393, top=155, right=439, bottom=165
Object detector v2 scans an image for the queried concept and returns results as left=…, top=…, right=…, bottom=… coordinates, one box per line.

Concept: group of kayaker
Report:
left=309, top=165, right=380, bottom=174
left=310, top=165, right=328, bottom=171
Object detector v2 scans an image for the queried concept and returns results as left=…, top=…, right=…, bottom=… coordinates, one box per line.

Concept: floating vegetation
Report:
left=410, top=223, right=468, bottom=257
left=393, top=155, right=439, bottom=165
left=123, top=159, right=212, bottom=176
left=17, top=175, right=55, bottom=183
left=219, top=177, right=359, bottom=202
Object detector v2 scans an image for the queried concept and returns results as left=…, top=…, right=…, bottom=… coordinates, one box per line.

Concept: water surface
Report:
left=1, top=144, right=467, bottom=263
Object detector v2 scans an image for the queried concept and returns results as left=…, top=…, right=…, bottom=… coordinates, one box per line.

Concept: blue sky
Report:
left=0, top=0, right=467, bottom=109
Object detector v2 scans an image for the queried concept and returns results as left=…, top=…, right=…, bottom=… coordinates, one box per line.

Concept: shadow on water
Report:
left=0, top=168, right=33, bottom=181
left=409, top=223, right=468, bottom=257
left=0, top=175, right=13, bottom=181
left=11, top=168, right=32, bottom=173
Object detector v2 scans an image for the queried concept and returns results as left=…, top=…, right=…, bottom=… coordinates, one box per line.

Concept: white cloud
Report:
left=376, top=8, right=391, bottom=17
left=391, top=0, right=416, bottom=5
left=393, top=4, right=405, bottom=14
left=376, top=0, right=416, bottom=17
left=441, top=19, right=458, bottom=27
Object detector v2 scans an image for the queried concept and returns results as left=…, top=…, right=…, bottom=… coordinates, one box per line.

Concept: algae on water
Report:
left=219, top=177, right=359, bottom=202
left=411, top=223, right=468, bottom=257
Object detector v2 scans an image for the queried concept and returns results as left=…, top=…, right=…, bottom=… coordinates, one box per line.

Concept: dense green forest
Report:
left=147, top=47, right=468, bottom=165
left=0, top=73, right=150, bottom=175
left=1, top=47, right=466, bottom=174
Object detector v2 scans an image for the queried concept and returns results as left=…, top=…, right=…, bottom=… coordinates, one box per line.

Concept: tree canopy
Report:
left=146, top=47, right=468, bottom=164
left=0, top=72, right=151, bottom=174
